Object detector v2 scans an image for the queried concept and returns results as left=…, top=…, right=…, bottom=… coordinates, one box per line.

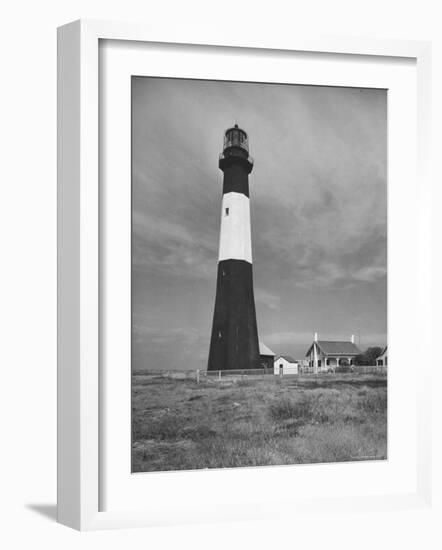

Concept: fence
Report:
left=299, top=365, right=387, bottom=376
left=352, top=365, right=387, bottom=375
left=205, top=368, right=275, bottom=378
left=155, top=365, right=387, bottom=383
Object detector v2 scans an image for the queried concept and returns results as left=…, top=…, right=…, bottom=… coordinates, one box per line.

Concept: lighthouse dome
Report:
left=223, top=124, right=249, bottom=153
left=219, top=124, right=253, bottom=174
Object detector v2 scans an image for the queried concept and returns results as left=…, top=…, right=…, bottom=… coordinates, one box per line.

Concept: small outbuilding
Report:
left=259, top=342, right=275, bottom=370
left=376, top=346, right=388, bottom=366
left=274, top=355, right=299, bottom=375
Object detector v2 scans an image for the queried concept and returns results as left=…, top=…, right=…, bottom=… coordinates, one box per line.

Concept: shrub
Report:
left=357, top=391, right=387, bottom=415
left=236, top=378, right=252, bottom=387
left=134, top=413, right=188, bottom=441
left=270, top=395, right=316, bottom=422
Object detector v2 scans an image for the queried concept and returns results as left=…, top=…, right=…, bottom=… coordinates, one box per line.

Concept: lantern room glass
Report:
left=223, top=125, right=249, bottom=152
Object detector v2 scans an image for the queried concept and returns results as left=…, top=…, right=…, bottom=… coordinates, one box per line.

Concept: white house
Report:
left=305, top=333, right=361, bottom=373
left=274, top=355, right=299, bottom=375
left=376, top=346, right=388, bottom=366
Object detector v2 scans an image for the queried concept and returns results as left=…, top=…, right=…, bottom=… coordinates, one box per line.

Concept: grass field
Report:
left=132, top=373, right=387, bottom=472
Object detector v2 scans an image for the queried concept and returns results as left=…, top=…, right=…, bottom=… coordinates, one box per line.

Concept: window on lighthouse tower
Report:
left=225, top=207, right=229, bottom=216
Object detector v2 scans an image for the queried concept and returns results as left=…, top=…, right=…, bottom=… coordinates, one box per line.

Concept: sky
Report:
left=132, top=77, right=387, bottom=371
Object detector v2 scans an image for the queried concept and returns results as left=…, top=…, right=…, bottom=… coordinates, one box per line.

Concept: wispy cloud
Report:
left=262, top=331, right=314, bottom=346
left=255, top=288, right=281, bottom=310
left=132, top=209, right=217, bottom=280
left=132, top=325, right=203, bottom=347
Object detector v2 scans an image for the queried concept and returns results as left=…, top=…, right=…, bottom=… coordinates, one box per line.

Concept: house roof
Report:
left=259, top=342, right=275, bottom=356
left=306, top=340, right=361, bottom=357
left=379, top=346, right=388, bottom=356
left=275, top=355, right=297, bottom=364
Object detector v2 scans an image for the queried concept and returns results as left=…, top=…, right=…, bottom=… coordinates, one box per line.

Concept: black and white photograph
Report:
left=131, top=76, right=388, bottom=473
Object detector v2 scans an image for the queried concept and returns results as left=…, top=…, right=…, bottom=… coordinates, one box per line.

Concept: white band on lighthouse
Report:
left=218, top=191, right=252, bottom=263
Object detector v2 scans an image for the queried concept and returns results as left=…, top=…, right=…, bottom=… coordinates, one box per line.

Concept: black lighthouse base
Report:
left=207, top=259, right=260, bottom=371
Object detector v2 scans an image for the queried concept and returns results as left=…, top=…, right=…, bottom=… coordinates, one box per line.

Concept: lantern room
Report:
left=223, top=124, right=249, bottom=153
left=219, top=124, right=254, bottom=173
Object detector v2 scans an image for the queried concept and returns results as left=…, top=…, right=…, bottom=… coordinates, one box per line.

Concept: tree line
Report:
left=354, top=346, right=384, bottom=366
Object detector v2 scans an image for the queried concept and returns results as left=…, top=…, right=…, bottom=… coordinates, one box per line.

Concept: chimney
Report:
left=351, top=334, right=355, bottom=344
left=314, top=332, right=318, bottom=342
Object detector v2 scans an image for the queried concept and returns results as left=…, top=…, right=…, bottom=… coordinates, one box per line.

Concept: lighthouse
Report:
left=207, top=124, right=260, bottom=371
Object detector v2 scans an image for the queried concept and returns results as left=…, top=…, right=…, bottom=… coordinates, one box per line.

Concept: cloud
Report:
left=132, top=325, right=201, bottom=345
left=132, top=209, right=217, bottom=280
left=252, top=172, right=387, bottom=290
left=352, top=266, right=387, bottom=282
left=132, top=324, right=210, bottom=370
left=254, top=288, right=281, bottom=310
left=262, top=331, right=314, bottom=346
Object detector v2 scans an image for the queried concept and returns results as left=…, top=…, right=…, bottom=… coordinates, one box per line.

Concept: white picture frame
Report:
left=57, top=19, right=432, bottom=531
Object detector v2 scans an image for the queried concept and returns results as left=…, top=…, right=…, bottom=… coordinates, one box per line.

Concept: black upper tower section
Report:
left=219, top=125, right=254, bottom=197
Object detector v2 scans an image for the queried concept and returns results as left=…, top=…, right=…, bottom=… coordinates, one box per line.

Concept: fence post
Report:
left=196, top=369, right=200, bottom=384
left=218, top=370, right=221, bottom=381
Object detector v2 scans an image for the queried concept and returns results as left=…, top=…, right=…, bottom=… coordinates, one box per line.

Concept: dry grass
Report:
left=132, top=373, right=387, bottom=472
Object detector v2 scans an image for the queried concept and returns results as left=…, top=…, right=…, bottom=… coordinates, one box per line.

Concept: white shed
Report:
left=376, top=346, right=388, bottom=366
left=274, top=355, right=299, bottom=375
